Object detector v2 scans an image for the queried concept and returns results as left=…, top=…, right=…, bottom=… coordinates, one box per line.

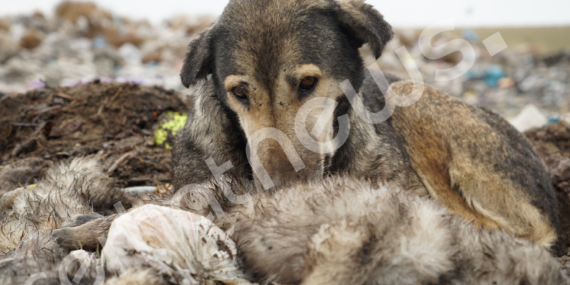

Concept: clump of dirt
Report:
left=526, top=121, right=570, bottom=158
left=525, top=120, right=570, bottom=262
left=0, top=81, right=191, bottom=193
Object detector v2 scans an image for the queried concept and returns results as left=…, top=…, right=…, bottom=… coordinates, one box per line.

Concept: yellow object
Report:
left=154, top=111, right=188, bottom=149
left=24, top=184, right=37, bottom=191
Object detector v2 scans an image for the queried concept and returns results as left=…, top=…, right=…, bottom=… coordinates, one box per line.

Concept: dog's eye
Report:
left=298, top=77, right=318, bottom=99
left=300, top=77, right=317, bottom=91
left=232, top=86, right=249, bottom=104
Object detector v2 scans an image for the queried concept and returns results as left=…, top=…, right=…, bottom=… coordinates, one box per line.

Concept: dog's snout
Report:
left=255, top=137, right=324, bottom=189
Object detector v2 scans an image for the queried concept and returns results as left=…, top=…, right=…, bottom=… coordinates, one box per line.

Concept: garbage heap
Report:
left=0, top=1, right=211, bottom=94
left=0, top=2, right=569, bottom=126
left=375, top=29, right=570, bottom=128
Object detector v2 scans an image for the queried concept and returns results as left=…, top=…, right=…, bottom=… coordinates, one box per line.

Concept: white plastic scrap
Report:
left=102, top=205, right=254, bottom=285
left=122, top=186, right=157, bottom=195
left=508, top=104, right=548, bottom=133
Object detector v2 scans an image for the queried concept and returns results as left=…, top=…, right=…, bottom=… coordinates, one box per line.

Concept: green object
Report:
left=154, top=111, right=188, bottom=149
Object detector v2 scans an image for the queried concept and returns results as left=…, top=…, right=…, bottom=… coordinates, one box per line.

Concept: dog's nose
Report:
left=255, top=144, right=324, bottom=189
left=264, top=147, right=298, bottom=177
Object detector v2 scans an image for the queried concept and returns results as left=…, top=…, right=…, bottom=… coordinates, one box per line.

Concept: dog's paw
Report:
left=61, top=213, right=104, bottom=228
left=54, top=214, right=117, bottom=251
left=52, top=227, right=80, bottom=250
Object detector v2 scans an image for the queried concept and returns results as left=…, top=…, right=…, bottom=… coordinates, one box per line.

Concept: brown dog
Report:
left=173, top=0, right=559, bottom=251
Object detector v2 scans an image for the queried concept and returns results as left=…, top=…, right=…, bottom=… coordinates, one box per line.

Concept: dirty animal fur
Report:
left=0, top=158, right=122, bottom=256
left=230, top=177, right=569, bottom=285
left=3, top=160, right=566, bottom=285
left=0, top=158, right=124, bottom=284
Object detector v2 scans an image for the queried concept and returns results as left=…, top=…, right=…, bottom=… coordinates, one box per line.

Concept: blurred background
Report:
left=0, top=0, right=569, bottom=126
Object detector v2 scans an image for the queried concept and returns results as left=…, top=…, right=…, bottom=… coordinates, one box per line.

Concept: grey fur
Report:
left=0, top=160, right=565, bottom=285
left=229, top=177, right=568, bottom=285
left=0, top=158, right=122, bottom=256
left=0, top=158, right=122, bottom=285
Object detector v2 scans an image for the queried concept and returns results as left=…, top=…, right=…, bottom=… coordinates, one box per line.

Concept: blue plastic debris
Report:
left=93, top=37, right=107, bottom=49
left=484, top=65, right=505, bottom=88
left=548, top=117, right=561, bottom=125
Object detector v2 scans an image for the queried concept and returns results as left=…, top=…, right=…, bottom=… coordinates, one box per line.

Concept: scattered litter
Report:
left=1, top=5, right=568, bottom=118
left=562, top=113, right=570, bottom=129
left=509, top=104, right=548, bottom=132
left=123, top=186, right=157, bottom=195
left=379, top=29, right=569, bottom=119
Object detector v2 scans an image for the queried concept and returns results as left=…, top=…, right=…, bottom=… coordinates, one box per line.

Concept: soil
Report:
left=525, top=121, right=570, bottom=264
left=0, top=81, right=191, bottom=194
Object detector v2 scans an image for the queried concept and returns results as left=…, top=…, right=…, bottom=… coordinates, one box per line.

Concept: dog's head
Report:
left=181, top=0, right=393, bottom=189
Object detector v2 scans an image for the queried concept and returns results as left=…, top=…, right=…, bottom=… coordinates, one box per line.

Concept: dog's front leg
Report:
left=52, top=214, right=117, bottom=251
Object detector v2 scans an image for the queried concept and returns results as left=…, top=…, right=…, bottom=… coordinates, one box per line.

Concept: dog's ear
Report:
left=333, top=0, right=393, bottom=58
left=180, top=25, right=216, bottom=88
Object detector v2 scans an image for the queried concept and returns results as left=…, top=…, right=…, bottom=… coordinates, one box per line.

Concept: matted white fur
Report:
left=104, top=269, right=164, bottom=285
left=0, top=158, right=567, bottom=285
left=230, top=177, right=569, bottom=285
left=0, top=157, right=121, bottom=255
left=102, top=204, right=254, bottom=285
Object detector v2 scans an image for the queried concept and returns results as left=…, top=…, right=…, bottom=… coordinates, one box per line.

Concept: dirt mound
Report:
left=525, top=120, right=570, bottom=260
left=0, top=81, right=190, bottom=193
left=526, top=121, right=570, bottom=158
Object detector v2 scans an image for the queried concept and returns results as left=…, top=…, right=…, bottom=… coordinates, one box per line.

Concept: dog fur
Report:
left=0, top=158, right=122, bottom=256
left=1, top=159, right=565, bottom=285
left=229, top=177, right=568, bottom=285
left=173, top=0, right=559, bottom=250
left=79, top=173, right=567, bottom=285
left=0, top=159, right=175, bottom=285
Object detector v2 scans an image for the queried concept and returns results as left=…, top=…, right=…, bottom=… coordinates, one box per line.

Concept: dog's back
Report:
left=387, top=81, right=559, bottom=249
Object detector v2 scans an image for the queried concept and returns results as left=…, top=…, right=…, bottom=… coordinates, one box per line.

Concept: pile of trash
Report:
left=0, top=1, right=211, bottom=94
left=0, top=81, right=191, bottom=193
left=376, top=29, right=570, bottom=129
left=1, top=1, right=569, bottom=131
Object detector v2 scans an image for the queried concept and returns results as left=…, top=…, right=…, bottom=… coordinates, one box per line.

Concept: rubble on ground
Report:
left=0, top=1, right=211, bottom=94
